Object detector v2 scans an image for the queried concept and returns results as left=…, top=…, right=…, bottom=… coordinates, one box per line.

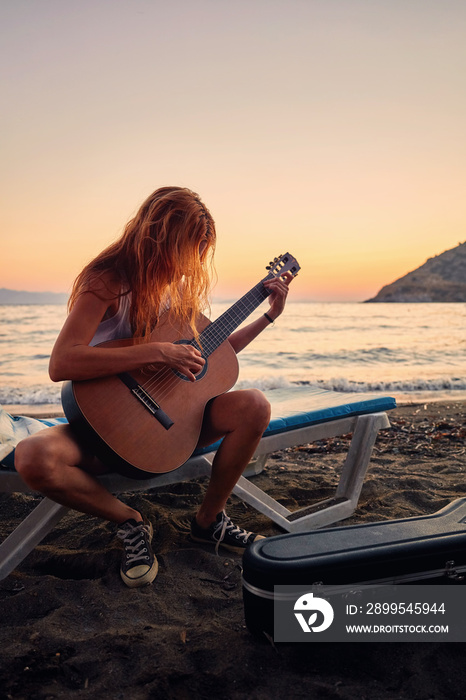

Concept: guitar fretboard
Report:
left=199, top=275, right=272, bottom=356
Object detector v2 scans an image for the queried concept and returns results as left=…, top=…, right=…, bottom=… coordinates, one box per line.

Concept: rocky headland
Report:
left=366, top=241, right=466, bottom=302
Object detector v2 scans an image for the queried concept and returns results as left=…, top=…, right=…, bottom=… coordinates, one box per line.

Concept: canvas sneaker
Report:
left=117, top=518, right=158, bottom=588
left=190, top=510, right=265, bottom=554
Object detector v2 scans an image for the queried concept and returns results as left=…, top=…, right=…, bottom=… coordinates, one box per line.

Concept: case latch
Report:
left=444, top=560, right=464, bottom=581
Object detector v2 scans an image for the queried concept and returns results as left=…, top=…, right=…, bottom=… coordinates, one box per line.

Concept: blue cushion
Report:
left=1, top=389, right=396, bottom=468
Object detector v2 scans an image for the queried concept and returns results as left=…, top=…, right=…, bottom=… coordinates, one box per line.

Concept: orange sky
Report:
left=2, top=0, right=465, bottom=301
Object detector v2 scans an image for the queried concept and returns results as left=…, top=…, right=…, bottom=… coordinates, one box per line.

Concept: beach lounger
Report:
left=0, top=388, right=396, bottom=580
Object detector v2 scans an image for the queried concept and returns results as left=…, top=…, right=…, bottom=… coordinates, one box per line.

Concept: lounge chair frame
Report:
left=0, top=398, right=391, bottom=580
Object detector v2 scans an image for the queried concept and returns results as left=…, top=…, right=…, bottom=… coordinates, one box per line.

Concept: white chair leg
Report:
left=0, top=498, right=69, bottom=580
left=243, top=454, right=268, bottom=478
left=233, top=412, right=390, bottom=533
left=335, top=412, right=390, bottom=503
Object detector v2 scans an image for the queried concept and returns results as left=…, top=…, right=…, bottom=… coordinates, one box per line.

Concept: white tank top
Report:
left=90, top=293, right=133, bottom=346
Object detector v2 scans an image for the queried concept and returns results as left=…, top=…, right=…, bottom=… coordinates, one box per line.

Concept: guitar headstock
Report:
left=266, top=253, right=300, bottom=279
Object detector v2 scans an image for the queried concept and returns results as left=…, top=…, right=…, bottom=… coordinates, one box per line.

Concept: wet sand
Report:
left=1, top=400, right=465, bottom=699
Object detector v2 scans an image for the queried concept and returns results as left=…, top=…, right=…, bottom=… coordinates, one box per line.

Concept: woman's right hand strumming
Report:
left=147, top=342, right=205, bottom=382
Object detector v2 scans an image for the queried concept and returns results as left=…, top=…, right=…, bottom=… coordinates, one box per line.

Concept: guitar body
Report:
left=62, top=312, right=239, bottom=479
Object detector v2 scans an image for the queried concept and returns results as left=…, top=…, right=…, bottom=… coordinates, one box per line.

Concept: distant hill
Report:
left=365, top=242, right=466, bottom=303
left=0, top=288, right=69, bottom=305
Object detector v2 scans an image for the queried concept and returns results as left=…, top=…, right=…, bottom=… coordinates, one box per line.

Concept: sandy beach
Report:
left=1, top=400, right=465, bottom=699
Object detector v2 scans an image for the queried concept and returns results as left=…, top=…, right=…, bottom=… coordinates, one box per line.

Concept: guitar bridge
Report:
left=117, top=373, right=174, bottom=430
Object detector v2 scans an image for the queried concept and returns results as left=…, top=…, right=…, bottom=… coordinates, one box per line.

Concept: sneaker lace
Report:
left=117, top=522, right=151, bottom=566
left=212, top=512, right=253, bottom=553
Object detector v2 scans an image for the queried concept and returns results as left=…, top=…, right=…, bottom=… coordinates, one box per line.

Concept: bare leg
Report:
left=194, top=389, right=271, bottom=528
left=14, top=425, right=142, bottom=524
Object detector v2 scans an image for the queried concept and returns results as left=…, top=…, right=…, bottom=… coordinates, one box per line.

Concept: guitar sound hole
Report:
left=172, top=339, right=208, bottom=382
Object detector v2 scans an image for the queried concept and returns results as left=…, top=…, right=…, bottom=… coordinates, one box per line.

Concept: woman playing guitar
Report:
left=14, top=186, right=294, bottom=588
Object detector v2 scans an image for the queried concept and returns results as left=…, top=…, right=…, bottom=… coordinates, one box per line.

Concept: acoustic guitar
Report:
left=61, top=253, right=300, bottom=479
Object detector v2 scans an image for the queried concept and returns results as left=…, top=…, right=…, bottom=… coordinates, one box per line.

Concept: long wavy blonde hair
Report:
left=69, top=186, right=216, bottom=339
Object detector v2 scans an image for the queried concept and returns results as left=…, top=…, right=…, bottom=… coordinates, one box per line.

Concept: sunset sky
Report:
left=1, top=0, right=465, bottom=301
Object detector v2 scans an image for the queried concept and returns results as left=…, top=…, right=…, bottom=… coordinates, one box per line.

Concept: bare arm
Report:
left=49, top=286, right=204, bottom=383
left=228, top=272, right=293, bottom=354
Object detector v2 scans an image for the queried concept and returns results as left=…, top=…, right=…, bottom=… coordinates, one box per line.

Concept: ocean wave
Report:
left=236, top=375, right=466, bottom=394
left=2, top=375, right=466, bottom=407
left=0, top=385, right=62, bottom=405
left=235, top=376, right=295, bottom=392
left=297, top=377, right=466, bottom=393
left=303, top=348, right=456, bottom=365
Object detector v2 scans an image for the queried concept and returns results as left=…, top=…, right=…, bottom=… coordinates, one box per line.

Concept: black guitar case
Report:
left=242, top=499, right=466, bottom=636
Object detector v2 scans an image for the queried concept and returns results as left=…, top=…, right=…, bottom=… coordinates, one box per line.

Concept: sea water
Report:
left=0, top=302, right=465, bottom=409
